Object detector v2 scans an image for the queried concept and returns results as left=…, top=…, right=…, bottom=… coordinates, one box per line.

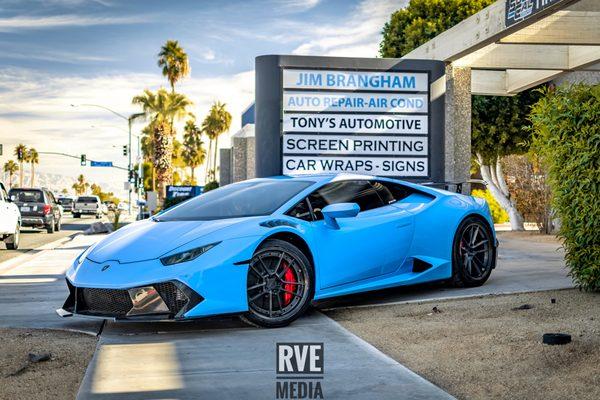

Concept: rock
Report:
left=512, top=304, right=534, bottom=311
left=28, top=352, right=51, bottom=363
left=84, top=222, right=113, bottom=235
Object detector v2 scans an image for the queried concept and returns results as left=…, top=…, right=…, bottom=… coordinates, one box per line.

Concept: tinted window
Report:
left=157, top=180, right=313, bottom=221
left=377, top=181, right=415, bottom=202
left=286, top=199, right=313, bottom=221
left=58, top=198, right=72, bottom=205
left=9, top=189, right=43, bottom=203
left=370, top=181, right=395, bottom=205
left=308, top=180, right=384, bottom=220
left=77, top=197, right=98, bottom=203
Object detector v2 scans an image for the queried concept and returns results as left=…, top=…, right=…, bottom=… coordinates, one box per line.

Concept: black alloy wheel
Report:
left=451, top=217, right=495, bottom=287
left=241, top=239, right=313, bottom=328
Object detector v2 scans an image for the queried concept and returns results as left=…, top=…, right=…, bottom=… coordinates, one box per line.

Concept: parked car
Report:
left=73, top=195, right=103, bottom=219
left=58, top=197, right=76, bottom=213
left=8, top=187, right=62, bottom=233
left=58, top=174, right=498, bottom=327
left=0, top=182, right=21, bottom=249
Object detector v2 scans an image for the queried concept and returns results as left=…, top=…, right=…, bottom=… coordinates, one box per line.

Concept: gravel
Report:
left=325, top=289, right=600, bottom=400
left=0, top=328, right=97, bottom=400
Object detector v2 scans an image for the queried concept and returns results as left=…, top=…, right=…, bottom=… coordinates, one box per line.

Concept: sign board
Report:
left=505, top=0, right=564, bottom=27
left=281, top=68, right=430, bottom=177
left=255, top=55, right=444, bottom=182
left=90, top=161, right=113, bottom=167
left=166, top=185, right=203, bottom=200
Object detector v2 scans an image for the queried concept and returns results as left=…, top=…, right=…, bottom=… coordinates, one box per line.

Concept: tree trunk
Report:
left=153, top=122, right=174, bottom=203
left=206, top=139, right=213, bottom=182
left=213, top=136, right=219, bottom=182
left=30, top=163, right=35, bottom=187
left=476, top=153, right=525, bottom=231
left=19, top=162, right=23, bottom=187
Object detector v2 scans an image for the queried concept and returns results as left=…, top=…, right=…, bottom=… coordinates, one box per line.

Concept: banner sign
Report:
left=282, top=67, right=430, bottom=177
left=283, top=156, right=427, bottom=176
left=505, top=0, right=564, bottom=27
left=283, top=134, right=427, bottom=156
left=282, top=113, right=427, bottom=134
left=283, top=69, right=428, bottom=92
left=283, top=92, right=428, bottom=113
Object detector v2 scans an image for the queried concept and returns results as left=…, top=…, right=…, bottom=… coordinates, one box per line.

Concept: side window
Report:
left=378, top=181, right=415, bottom=202
left=286, top=198, right=313, bottom=221
left=370, top=181, right=396, bottom=205
left=308, top=180, right=384, bottom=220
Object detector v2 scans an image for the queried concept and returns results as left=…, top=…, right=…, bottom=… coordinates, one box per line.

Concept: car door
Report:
left=307, top=180, right=413, bottom=289
left=46, top=190, right=60, bottom=221
left=0, top=184, right=12, bottom=233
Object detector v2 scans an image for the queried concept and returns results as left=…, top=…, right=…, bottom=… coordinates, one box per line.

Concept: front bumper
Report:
left=58, top=279, right=203, bottom=320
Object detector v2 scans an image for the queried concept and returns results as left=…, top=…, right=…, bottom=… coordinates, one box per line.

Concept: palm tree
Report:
left=182, top=119, right=206, bottom=184
left=140, top=123, right=156, bottom=191
left=14, top=144, right=27, bottom=187
left=3, top=160, right=18, bottom=189
left=202, top=102, right=232, bottom=182
left=132, top=88, right=191, bottom=199
left=157, top=40, right=190, bottom=93
left=28, top=148, right=39, bottom=187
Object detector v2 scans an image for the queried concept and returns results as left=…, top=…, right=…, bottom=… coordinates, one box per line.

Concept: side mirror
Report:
left=321, top=203, right=360, bottom=229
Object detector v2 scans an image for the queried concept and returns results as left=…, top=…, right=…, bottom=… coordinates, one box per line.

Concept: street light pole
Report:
left=71, top=103, right=136, bottom=216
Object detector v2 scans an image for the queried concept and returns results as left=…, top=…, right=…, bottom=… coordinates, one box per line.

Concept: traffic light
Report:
left=123, top=145, right=128, bottom=156
left=80, top=154, right=86, bottom=166
left=128, top=170, right=135, bottom=183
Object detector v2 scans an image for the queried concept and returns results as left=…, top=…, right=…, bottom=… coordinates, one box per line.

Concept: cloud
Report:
left=0, top=14, right=152, bottom=32
left=291, top=0, right=408, bottom=57
left=276, top=0, right=321, bottom=13
left=202, top=49, right=216, bottom=61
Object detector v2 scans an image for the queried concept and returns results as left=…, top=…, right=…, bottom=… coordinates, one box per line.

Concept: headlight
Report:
left=160, top=242, right=220, bottom=266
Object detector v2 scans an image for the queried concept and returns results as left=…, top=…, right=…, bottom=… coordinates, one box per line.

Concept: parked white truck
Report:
left=73, top=195, right=103, bottom=219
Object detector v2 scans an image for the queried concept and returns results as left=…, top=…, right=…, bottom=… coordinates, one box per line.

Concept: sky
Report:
left=0, top=0, right=408, bottom=196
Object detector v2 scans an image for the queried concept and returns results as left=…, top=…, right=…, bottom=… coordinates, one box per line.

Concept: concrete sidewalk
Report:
left=0, top=233, right=104, bottom=334
left=77, top=312, right=454, bottom=400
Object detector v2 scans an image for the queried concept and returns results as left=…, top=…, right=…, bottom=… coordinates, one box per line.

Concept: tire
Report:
left=55, top=218, right=61, bottom=232
left=95, top=214, right=101, bottom=219
left=451, top=216, right=495, bottom=287
left=46, top=218, right=55, bottom=234
left=73, top=213, right=80, bottom=218
left=241, top=239, right=314, bottom=328
left=5, top=224, right=20, bottom=250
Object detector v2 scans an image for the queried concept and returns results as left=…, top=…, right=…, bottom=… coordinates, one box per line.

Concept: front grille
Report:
left=155, top=282, right=189, bottom=315
left=69, top=280, right=203, bottom=318
left=79, top=288, right=133, bottom=317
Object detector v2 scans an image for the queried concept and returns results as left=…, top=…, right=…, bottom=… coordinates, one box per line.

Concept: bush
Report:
left=203, top=180, right=219, bottom=193
left=472, top=189, right=508, bottom=224
left=530, top=84, right=600, bottom=291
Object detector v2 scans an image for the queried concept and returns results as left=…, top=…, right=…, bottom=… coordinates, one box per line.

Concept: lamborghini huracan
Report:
left=58, top=174, right=498, bottom=327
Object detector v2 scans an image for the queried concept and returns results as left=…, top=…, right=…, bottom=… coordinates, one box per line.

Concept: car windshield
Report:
left=77, top=197, right=97, bottom=203
left=156, top=180, right=313, bottom=221
left=9, top=189, right=43, bottom=203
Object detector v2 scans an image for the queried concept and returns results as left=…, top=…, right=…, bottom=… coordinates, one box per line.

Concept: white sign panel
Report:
left=283, top=113, right=427, bottom=134
left=283, top=91, right=428, bottom=113
left=283, top=69, right=428, bottom=92
left=283, top=134, right=427, bottom=156
left=283, top=156, right=428, bottom=177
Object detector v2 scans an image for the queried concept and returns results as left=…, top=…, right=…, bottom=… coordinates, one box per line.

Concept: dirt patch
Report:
left=0, top=328, right=97, bottom=400
left=325, top=289, right=600, bottom=400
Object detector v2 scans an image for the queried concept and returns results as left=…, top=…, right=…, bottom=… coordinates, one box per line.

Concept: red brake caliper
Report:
left=282, top=261, right=296, bottom=306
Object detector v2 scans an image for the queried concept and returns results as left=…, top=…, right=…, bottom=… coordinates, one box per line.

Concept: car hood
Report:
left=87, top=217, right=258, bottom=264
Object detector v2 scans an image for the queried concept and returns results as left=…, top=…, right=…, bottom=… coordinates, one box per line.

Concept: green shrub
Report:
left=472, top=189, right=509, bottom=224
left=203, top=180, right=219, bottom=192
left=529, top=84, right=600, bottom=291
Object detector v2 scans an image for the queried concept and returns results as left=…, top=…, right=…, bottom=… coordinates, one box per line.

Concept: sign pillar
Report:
left=255, top=55, right=446, bottom=183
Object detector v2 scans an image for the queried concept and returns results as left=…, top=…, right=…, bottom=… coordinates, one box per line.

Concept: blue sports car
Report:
left=58, top=174, right=497, bottom=327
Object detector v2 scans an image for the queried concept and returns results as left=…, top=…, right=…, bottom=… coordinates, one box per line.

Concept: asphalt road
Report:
left=0, top=214, right=100, bottom=263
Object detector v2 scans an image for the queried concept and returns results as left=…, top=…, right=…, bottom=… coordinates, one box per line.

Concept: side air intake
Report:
left=412, top=258, right=432, bottom=273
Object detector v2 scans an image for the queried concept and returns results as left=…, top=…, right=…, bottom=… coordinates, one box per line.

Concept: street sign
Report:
left=90, top=161, right=113, bottom=167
